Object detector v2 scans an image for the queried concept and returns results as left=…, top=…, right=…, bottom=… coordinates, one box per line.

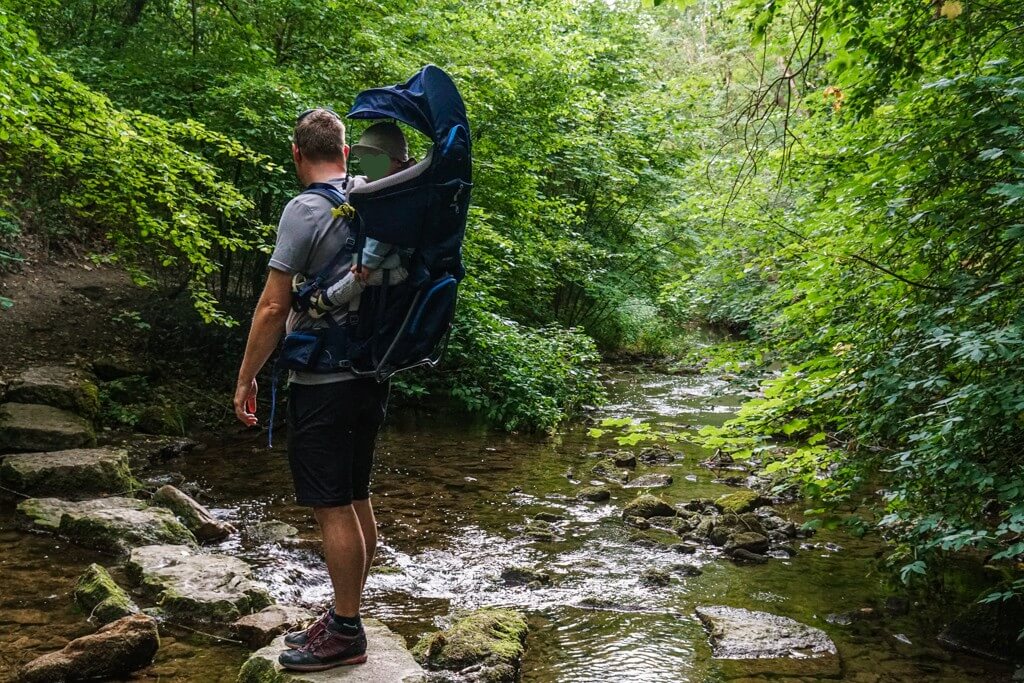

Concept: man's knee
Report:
left=313, top=504, right=355, bottom=526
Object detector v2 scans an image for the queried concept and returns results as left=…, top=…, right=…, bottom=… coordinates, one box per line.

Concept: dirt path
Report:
left=0, top=254, right=139, bottom=379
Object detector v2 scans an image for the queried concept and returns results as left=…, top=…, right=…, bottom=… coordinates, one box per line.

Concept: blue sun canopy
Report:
left=346, top=64, right=470, bottom=147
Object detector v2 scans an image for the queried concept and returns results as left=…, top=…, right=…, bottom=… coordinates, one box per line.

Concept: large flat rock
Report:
left=238, top=621, right=425, bottom=683
left=695, top=605, right=840, bottom=678
left=4, top=365, right=100, bottom=419
left=0, top=448, right=136, bottom=498
left=17, top=496, right=196, bottom=555
left=126, top=544, right=272, bottom=623
left=0, top=402, right=96, bottom=453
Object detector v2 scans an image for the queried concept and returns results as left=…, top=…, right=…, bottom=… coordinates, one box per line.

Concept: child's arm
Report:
left=360, top=237, right=393, bottom=270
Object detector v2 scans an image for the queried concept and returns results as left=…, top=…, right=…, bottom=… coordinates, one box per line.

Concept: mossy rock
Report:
left=126, top=544, right=273, bottom=623
left=136, top=403, right=186, bottom=436
left=622, top=494, right=676, bottom=519
left=16, top=497, right=196, bottom=556
left=74, top=564, right=138, bottom=624
left=0, top=403, right=96, bottom=453
left=716, top=489, right=766, bottom=514
left=4, top=366, right=100, bottom=419
left=576, top=486, right=611, bottom=502
left=0, top=448, right=138, bottom=499
left=412, top=608, right=528, bottom=681
left=590, top=458, right=629, bottom=483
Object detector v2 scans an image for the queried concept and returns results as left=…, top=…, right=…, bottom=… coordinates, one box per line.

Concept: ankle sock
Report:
left=331, top=611, right=362, bottom=634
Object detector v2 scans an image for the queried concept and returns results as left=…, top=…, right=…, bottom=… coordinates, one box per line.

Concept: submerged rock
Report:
left=151, top=484, right=233, bottom=543
left=231, top=604, right=316, bottom=648
left=624, top=473, right=673, bottom=489
left=716, top=490, right=766, bottom=514
left=239, top=619, right=425, bottom=682
left=412, top=608, right=528, bottom=683
left=638, top=447, right=677, bottom=464
left=244, top=519, right=298, bottom=544
left=0, top=448, right=136, bottom=499
left=533, top=511, right=565, bottom=523
left=4, top=365, right=100, bottom=419
left=695, top=606, right=840, bottom=678
left=724, top=532, right=770, bottom=555
left=640, top=568, right=672, bottom=587
left=18, top=613, right=159, bottom=683
left=622, top=494, right=676, bottom=519
left=590, top=458, right=629, bottom=483
left=611, top=452, right=637, bottom=469
left=74, top=564, right=138, bottom=624
left=576, top=486, right=611, bottom=502
left=127, top=544, right=272, bottom=623
left=500, top=566, right=550, bottom=588
left=17, top=496, right=196, bottom=554
left=0, top=402, right=96, bottom=453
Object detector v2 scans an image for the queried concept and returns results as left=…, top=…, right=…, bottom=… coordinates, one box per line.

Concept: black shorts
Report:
left=286, top=378, right=389, bottom=507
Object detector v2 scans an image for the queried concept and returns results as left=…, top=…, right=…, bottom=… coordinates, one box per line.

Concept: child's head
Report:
left=352, top=122, right=413, bottom=181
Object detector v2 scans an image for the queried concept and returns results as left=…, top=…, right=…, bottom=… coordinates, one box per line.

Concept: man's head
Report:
left=352, top=122, right=411, bottom=181
left=291, top=108, right=348, bottom=184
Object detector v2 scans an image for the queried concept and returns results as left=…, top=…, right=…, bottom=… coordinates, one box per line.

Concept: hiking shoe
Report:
left=278, top=623, right=368, bottom=672
left=283, top=609, right=332, bottom=650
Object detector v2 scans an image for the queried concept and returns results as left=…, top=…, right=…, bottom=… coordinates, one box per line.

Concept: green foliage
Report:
left=670, top=0, right=1024, bottom=589
left=0, top=4, right=272, bottom=323
left=448, top=286, right=605, bottom=432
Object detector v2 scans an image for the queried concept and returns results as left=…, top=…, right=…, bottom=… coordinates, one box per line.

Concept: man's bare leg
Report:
left=352, top=498, right=377, bottom=589
left=313, top=505, right=366, bottom=617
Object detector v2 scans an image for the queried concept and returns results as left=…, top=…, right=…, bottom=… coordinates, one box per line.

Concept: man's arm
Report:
left=233, top=268, right=293, bottom=425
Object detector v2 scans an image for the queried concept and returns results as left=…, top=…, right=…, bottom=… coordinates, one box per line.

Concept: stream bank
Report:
left=0, top=361, right=1014, bottom=681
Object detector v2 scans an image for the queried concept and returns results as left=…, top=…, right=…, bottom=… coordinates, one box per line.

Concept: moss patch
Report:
left=74, top=563, right=138, bottom=624
left=412, top=608, right=528, bottom=677
left=622, top=494, right=676, bottom=519
left=716, top=489, right=764, bottom=514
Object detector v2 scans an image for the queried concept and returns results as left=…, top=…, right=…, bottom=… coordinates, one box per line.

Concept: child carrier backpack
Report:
left=281, top=65, right=472, bottom=382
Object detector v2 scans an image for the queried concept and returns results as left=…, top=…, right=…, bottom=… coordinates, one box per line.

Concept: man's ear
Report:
left=292, top=143, right=301, bottom=165
left=343, top=144, right=350, bottom=161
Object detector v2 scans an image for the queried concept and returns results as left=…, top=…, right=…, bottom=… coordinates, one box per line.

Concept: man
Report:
left=233, top=108, right=389, bottom=672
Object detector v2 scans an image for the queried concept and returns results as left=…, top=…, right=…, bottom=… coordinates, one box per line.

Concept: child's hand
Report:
left=351, top=264, right=376, bottom=284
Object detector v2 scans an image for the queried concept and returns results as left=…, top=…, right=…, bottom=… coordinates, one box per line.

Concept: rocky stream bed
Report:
left=0, top=363, right=1017, bottom=682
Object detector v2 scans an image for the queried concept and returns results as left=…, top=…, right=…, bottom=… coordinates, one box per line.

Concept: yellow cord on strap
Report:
left=331, top=203, right=356, bottom=220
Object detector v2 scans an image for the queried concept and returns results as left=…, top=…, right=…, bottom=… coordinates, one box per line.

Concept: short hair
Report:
left=293, top=109, right=346, bottom=162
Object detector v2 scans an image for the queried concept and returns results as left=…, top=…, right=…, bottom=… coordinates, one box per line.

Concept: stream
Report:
left=0, top=366, right=1010, bottom=681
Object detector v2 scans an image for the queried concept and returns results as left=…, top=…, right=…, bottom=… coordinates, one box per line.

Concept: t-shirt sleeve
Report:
left=268, top=199, right=317, bottom=274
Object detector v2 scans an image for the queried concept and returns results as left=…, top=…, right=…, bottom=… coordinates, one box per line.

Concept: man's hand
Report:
left=234, top=378, right=258, bottom=426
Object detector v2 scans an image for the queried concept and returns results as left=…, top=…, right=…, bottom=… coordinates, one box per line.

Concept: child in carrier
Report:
left=309, top=122, right=416, bottom=318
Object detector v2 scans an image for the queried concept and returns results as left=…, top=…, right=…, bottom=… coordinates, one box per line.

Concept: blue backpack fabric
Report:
left=279, top=65, right=472, bottom=382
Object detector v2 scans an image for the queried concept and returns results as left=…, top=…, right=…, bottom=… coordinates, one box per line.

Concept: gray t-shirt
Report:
left=269, top=176, right=362, bottom=385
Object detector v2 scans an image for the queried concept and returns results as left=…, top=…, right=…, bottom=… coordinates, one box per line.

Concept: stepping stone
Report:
left=4, top=366, right=100, bottom=419
left=238, top=620, right=425, bottom=683
left=151, top=485, right=234, bottom=543
left=16, top=497, right=196, bottom=555
left=0, top=448, right=136, bottom=499
left=126, top=544, right=273, bottom=623
left=695, top=605, right=840, bottom=678
left=624, top=473, right=673, bottom=489
left=0, top=403, right=96, bottom=453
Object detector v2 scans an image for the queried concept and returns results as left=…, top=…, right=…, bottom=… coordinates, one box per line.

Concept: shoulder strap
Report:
left=301, top=179, right=358, bottom=284
left=302, top=182, right=347, bottom=208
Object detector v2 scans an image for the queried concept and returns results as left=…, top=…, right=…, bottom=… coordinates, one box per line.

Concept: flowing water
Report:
left=0, top=366, right=1011, bottom=681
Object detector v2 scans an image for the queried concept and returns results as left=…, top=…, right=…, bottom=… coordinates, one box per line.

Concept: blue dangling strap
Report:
left=267, top=361, right=279, bottom=449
